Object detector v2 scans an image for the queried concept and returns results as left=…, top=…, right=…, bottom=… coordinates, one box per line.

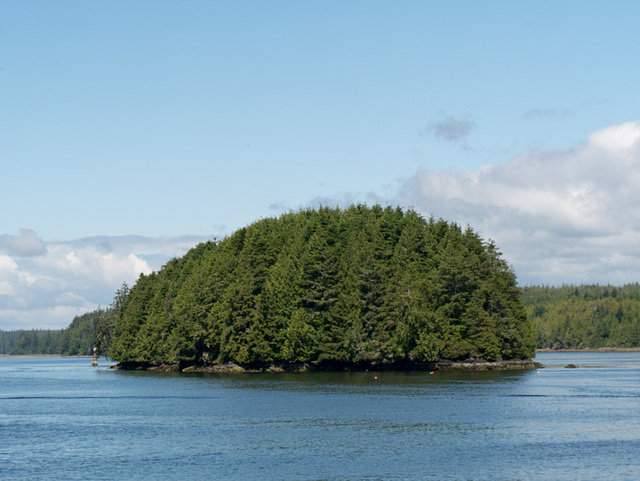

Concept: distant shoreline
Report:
left=3, top=348, right=640, bottom=359
left=0, top=354, right=93, bottom=358
left=536, top=348, right=640, bottom=353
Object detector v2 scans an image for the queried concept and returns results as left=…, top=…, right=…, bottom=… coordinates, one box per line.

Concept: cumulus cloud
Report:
left=400, top=120, right=640, bottom=286
left=0, top=233, right=211, bottom=330
left=0, top=229, right=47, bottom=257
left=420, top=114, right=476, bottom=143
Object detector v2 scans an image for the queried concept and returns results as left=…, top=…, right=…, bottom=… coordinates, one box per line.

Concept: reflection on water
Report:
left=1, top=352, right=639, bottom=480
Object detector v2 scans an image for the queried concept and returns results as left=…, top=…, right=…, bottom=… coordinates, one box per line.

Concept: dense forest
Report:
left=5, top=208, right=639, bottom=360
left=109, top=205, right=536, bottom=367
left=0, top=307, right=115, bottom=356
left=0, top=329, right=63, bottom=355
left=522, top=284, right=640, bottom=349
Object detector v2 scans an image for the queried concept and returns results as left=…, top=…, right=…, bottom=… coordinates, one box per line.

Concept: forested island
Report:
left=4, top=206, right=640, bottom=366
left=108, top=205, right=536, bottom=371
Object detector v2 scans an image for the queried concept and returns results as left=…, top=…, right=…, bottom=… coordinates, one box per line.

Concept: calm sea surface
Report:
left=1, top=352, right=639, bottom=480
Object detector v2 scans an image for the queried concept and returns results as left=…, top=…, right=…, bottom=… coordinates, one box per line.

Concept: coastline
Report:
left=435, top=358, right=543, bottom=371
left=5, top=348, right=639, bottom=364
left=0, top=354, right=93, bottom=358
left=113, top=358, right=544, bottom=373
left=536, top=347, right=640, bottom=353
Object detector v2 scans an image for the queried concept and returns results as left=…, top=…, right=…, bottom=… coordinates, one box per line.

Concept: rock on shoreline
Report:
left=113, top=358, right=543, bottom=373
left=434, top=358, right=543, bottom=371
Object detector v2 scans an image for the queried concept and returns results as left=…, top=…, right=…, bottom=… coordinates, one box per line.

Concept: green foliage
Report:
left=0, top=330, right=31, bottom=354
left=109, top=205, right=536, bottom=366
left=282, top=308, right=318, bottom=362
left=59, top=306, right=117, bottom=356
left=522, top=284, right=640, bottom=349
left=0, top=304, right=117, bottom=356
left=3, top=329, right=63, bottom=355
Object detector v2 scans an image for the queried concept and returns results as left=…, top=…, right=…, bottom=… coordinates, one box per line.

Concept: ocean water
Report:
left=1, top=352, right=639, bottom=480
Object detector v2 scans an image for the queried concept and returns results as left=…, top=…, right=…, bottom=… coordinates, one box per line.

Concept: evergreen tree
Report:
left=108, top=205, right=536, bottom=367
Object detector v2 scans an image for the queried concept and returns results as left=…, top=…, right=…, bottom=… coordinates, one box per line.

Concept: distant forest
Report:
left=522, top=284, right=640, bottom=349
left=0, top=307, right=115, bottom=356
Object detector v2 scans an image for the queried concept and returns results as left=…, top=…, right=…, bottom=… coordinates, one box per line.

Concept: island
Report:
left=108, top=205, right=540, bottom=372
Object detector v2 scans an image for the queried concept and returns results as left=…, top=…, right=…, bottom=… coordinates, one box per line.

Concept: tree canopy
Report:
left=109, top=205, right=535, bottom=368
left=0, top=306, right=116, bottom=356
left=522, top=284, right=640, bottom=349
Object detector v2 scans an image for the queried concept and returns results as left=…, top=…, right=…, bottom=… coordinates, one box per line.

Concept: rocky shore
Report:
left=434, top=358, right=543, bottom=371
left=536, top=347, right=640, bottom=352
left=113, top=358, right=543, bottom=373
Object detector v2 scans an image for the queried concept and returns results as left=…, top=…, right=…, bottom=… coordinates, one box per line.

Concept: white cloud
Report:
left=0, top=306, right=92, bottom=331
left=400, top=120, right=640, bottom=286
left=0, top=229, right=46, bottom=257
left=34, top=245, right=153, bottom=285
left=0, top=234, right=210, bottom=330
left=589, top=120, right=640, bottom=153
left=0, top=255, right=19, bottom=297
left=0, top=255, right=19, bottom=275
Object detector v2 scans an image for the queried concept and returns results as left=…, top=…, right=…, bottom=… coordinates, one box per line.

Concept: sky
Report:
left=1, top=1, right=640, bottom=330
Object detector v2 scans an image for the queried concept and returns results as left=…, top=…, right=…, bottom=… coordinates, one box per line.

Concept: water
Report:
left=1, top=352, right=639, bottom=480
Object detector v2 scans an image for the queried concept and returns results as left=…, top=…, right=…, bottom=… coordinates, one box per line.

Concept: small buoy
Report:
left=430, top=371, right=434, bottom=375
left=374, top=376, right=378, bottom=380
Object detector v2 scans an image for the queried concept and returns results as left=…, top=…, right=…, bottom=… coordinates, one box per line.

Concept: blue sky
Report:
left=1, top=1, right=640, bottom=329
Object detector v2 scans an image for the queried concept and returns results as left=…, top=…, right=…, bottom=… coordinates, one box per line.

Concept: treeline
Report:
left=59, top=307, right=116, bottom=356
left=110, top=205, right=536, bottom=366
left=522, top=284, right=640, bottom=349
left=0, top=329, right=63, bottom=355
left=0, top=306, right=115, bottom=356
left=0, top=330, right=32, bottom=354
